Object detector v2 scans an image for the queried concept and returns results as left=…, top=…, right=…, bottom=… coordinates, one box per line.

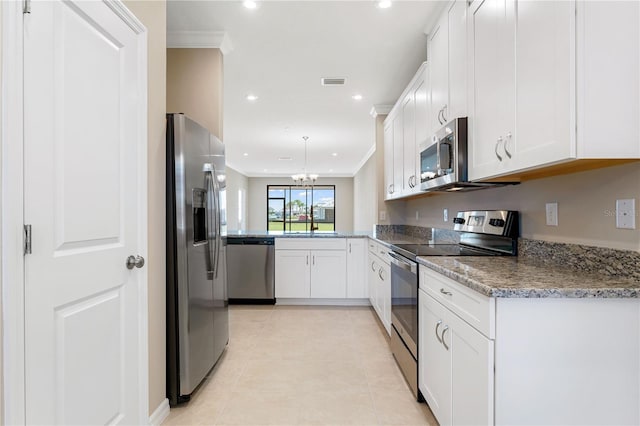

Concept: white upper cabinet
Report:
left=383, top=62, right=429, bottom=199
left=429, top=0, right=468, bottom=136
left=383, top=120, right=395, bottom=199
left=469, top=0, right=640, bottom=181
left=429, top=12, right=449, bottom=134
left=577, top=1, right=640, bottom=158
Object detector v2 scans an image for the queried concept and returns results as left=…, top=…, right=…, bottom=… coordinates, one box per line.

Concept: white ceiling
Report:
left=167, top=0, right=446, bottom=177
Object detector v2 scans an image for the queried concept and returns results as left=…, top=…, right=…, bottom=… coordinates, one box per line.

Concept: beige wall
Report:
left=0, top=2, right=4, bottom=420
left=400, top=162, right=640, bottom=251
left=122, top=0, right=167, bottom=416
left=226, top=167, right=249, bottom=232
left=247, top=177, right=354, bottom=232
left=353, top=153, right=377, bottom=232
left=166, top=48, right=224, bottom=139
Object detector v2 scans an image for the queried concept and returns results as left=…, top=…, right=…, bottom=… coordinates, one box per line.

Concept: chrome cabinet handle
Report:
left=440, top=288, right=453, bottom=296
left=378, top=268, right=384, bottom=281
left=441, top=325, right=450, bottom=350
left=306, top=255, right=309, bottom=265
left=388, top=184, right=392, bottom=194
left=437, top=108, right=444, bottom=125
left=435, top=320, right=443, bottom=343
left=390, top=184, right=394, bottom=194
left=349, top=243, right=352, bottom=253
left=126, top=255, right=145, bottom=270
left=495, top=137, right=503, bottom=161
left=371, top=261, right=377, bottom=271
left=504, top=132, right=513, bottom=158
left=442, top=104, right=448, bottom=122
left=312, top=255, right=315, bottom=265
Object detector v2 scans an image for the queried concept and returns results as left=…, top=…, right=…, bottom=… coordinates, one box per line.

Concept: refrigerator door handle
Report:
left=205, top=171, right=217, bottom=276
left=212, top=169, right=221, bottom=279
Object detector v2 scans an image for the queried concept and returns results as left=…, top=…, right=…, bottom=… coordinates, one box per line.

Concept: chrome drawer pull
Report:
left=440, top=288, right=453, bottom=296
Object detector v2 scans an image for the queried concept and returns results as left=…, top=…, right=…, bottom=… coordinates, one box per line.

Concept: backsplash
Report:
left=519, top=238, right=640, bottom=280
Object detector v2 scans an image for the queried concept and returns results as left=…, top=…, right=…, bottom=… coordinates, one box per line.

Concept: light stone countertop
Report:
left=417, top=256, right=640, bottom=298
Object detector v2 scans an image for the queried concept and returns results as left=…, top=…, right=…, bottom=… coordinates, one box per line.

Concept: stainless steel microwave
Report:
left=419, top=117, right=469, bottom=191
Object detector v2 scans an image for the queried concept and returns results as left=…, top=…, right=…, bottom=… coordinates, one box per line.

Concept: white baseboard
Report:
left=276, top=298, right=371, bottom=306
left=149, top=398, right=170, bottom=426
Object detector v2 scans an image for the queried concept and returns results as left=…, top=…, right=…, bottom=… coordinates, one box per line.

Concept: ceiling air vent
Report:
left=278, top=156, right=293, bottom=161
left=321, top=77, right=346, bottom=86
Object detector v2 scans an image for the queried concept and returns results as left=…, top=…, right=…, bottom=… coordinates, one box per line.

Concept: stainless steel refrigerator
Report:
left=166, top=113, right=228, bottom=405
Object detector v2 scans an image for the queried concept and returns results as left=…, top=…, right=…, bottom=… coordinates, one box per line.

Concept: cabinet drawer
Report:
left=420, top=267, right=495, bottom=339
left=275, top=238, right=346, bottom=251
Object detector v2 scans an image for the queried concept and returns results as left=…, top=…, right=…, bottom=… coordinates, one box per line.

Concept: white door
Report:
left=23, top=1, right=147, bottom=424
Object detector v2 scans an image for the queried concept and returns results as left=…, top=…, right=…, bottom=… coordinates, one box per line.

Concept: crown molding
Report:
left=352, top=144, right=377, bottom=176
left=167, top=31, right=234, bottom=55
left=369, top=104, right=393, bottom=118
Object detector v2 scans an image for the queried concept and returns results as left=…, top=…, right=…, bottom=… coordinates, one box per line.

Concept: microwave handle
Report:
left=435, top=137, right=441, bottom=175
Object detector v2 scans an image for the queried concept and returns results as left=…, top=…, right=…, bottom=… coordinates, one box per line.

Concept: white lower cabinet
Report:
left=420, top=266, right=640, bottom=425
left=367, top=239, right=391, bottom=335
left=346, top=238, right=367, bottom=298
left=419, top=288, right=493, bottom=426
left=275, top=250, right=311, bottom=298
left=309, top=250, right=347, bottom=298
left=274, top=238, right=349, bottom=300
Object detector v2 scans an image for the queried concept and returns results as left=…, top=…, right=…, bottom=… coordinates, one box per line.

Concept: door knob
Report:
left=126, top=255, right=145, bottom=270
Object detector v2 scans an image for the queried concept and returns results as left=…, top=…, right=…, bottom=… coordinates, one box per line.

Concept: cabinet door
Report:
left=448, top=0, right=467, bottom=119
left=346, top=239, right=367, bottom=298
left=392, top=112, right=404, bottom=199
left=468, top=0, right=513, bottom=181
left=275, top=250, right=311, bottom=298
left=368, top=254, right=380, bottom=316
left=402, top=92, right=416, bottom=194
left=310, top=250, right=347, bottom=298
left=514, top=0, right=574, bottom=169
left=419, top=290, right=452, bottom=426
left=429, top=12, right=449, bottom=133
left=379, top=261, right=391, bottom=335
left=450, top=312, right=494, bottom=426
left=383, top=120, right=395, bottom=199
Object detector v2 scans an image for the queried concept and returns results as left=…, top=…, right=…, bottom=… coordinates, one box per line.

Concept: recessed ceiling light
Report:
left=243, top=1, right=257, bottom=9
left=246, top=94, right=258, bottom=101
left=378, top=0, right=392, bottom=9
left=278, top=156, right=293, bottom=161
left=329, top=169, right=334, bottom=172
left=243, top=152, right=249, bottom=157
left=352, top=94, right=363, bottom=101
left=263, top=168, right=268, bottom=172
left=332, top=152, right=338, bottom=157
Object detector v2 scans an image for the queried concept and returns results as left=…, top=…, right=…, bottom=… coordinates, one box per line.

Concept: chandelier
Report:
left=291, top=136, right=318, bottom=186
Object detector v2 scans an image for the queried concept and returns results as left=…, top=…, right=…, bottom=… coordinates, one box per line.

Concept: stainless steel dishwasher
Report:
left=226, top=237, right=275, bottom=304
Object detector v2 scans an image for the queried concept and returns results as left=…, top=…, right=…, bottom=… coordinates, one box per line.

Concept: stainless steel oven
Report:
left=389, top=251, right=419, bottom=397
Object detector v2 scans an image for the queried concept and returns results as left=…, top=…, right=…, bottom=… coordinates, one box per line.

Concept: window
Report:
left=267, top=185, right=335, bottom=231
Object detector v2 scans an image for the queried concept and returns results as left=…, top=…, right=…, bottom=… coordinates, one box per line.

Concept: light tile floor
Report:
left=163, top=305, right=437, bottom=426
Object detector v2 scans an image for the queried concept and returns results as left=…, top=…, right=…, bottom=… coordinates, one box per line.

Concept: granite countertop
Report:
left=225, top=230, right=371, bottom=238
left=417, top=256, right=640, bottom=298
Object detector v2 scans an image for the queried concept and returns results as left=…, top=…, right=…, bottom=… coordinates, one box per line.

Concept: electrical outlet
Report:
left=616, top=199, right=636, bottom=229
left=443, top=209, right=448, bottom=222
left=546, top=203, right=558, bottom=226
left=379, top=210, right=386, bottom=221
left=415, top=210, right=420, bottom=220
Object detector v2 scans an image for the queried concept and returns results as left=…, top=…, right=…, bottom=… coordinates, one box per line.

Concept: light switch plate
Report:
left=415, top=210, right=419, bottom=220
left=443, top=209, right=448, bottom=222
left=616, top=199, right=636, bottom=229
left=546, top=203, right=558, bottom=226
left=379, top=210, right=386, bottom=221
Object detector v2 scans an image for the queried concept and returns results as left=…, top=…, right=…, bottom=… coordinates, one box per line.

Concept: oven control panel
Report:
left=453, top=210, right=518, bottom=238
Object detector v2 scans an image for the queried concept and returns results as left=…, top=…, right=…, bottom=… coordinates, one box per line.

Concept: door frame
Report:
left=1, top=1, right=149, bottom=424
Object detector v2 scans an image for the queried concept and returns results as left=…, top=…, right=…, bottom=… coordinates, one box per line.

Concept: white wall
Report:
left=400, top=162, right=640, bottom=251
left=247, top=176, right=354, bottom=232
left=353, top=152, right=377, bottom=232
left=225, top=166, right=249, bottom=232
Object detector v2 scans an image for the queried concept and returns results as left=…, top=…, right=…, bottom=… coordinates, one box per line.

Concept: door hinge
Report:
left=24, top=225, right=32, bottom=255
left=23, top=0, right=31, bottom=14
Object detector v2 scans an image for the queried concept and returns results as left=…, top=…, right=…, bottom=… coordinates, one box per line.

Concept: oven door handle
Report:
left=388, top=252, right=417, bottom=274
